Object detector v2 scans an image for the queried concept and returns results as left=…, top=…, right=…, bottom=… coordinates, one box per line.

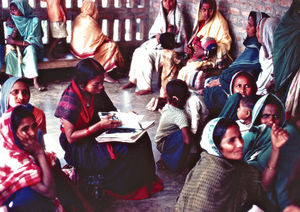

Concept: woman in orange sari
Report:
left=70, top=0, right=124, bottom=83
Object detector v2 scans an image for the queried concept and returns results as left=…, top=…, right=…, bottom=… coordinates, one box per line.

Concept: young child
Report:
left=155, top=79, right=192, bottom=172
left=236, top=96, right=256, bottom=135
left=42, top=0, right=68, bottom=59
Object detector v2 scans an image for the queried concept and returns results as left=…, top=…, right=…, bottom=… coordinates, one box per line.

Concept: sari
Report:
left=175, top=118, right=272, bottom=212
left=177, top=0, right=232, bottom=90
left=70, top=0, right=124, bottom=72
left=243, top=94, right=300, bottom=210
left=256, top=17, right=280, bottom=95
left=5, top=0, right=43, bottom=79
left=0, top=77, right=46, bottom=134
left=127, top=0, right=187, bottom=91
left=54, top=80, right=163, bottom=199
left=273, top=0, right=300, bottom=103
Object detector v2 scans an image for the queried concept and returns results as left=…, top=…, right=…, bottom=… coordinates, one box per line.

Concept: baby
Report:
left=236, top=96, right=256, bottom=135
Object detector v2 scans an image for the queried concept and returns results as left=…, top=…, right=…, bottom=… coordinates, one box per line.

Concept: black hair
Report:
left=166, top=79, right=189, bottom=109
left=213, top=118, right=238, bottom=149
left=231, top=71, right=257, bottom=95
left=73, top=58, right=105, bottom=87
left=240, top=96, right=256, bottom=110
left=11, top=105, right=35, bottom=133
left=248, top=11, right=270, bottom=30
left=160, top=32, right=175, bottom=50
left=200, top=0, right=216, bottom=17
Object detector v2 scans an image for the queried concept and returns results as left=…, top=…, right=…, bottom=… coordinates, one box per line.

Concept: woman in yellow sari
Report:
left=178, top=0, right=232, bottom=90
left=70, top=0, right=124, bottom=83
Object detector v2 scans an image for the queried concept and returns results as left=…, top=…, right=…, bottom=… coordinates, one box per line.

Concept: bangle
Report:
left=85, top=127, right=92, bottom=136
left=267, top=164, right=276, bottom=170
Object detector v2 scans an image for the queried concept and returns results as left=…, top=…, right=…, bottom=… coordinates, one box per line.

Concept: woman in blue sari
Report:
left=5, top=0, right=45, bottom=91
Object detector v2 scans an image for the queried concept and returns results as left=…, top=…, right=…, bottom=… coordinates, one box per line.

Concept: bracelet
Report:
left=266, top=164, right=276, bottom=170
left=23, top=41, right=25, bottom=46
left=85, top=127, right=92, bottom=136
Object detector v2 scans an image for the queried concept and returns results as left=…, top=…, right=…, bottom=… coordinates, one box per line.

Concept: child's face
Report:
left=237, top=103, right=251, bottom=121
left=10, top=4, right=22, bottom=16
left=162, top=0, right=175, bottom=14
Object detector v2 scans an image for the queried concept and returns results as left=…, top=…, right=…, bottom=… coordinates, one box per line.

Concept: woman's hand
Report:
left=22, top=137, right=44, bottom=157
left=5, top=37, right=16, bottom=45
left=98, top=115, right=122, bottom=129
left=184, top=45, right=193, bottom=56
left=206, top=78, right=221, bottom=87
left=193, top=46, right=205, bottom=58
left=271, top=123, right=289, bottom=151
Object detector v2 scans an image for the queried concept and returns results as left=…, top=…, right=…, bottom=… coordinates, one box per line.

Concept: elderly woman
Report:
left=121, top=0, right=187, bottom=95
left=71, top=0, right=125, bottom=83
left=0, top=106, right=92, bottom=211
left=175, top=118, right=277, bottom=211
left=177, top=0, right=232, bottom=90
left=256, top=17, right=280, bottom=95
left=54, top=58, right=163, bottom=200
left=243, top=93, right=300, bottom=210
left=273, top=0, right=300, bottom=119
left=5, top=0, right=45, bottom=91
left=207, top=11, right=269, bottom=91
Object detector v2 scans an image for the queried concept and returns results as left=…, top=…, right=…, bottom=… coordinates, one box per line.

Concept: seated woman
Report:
left=54, top=58, right=163, bottom=200
left=70, top=0, right=125, bottom=83
left=5, top=0, right=45, bottom=91
left=256, top=17, right=280, bottom=95
left=243, top=93, right=300, bottom=210
left=175, top=118, right=276, bottom=211
left=207, top=11, right=269, bottom=92
left=0, top=106, right=92, bottom=211
left=0, top=77, right=46, bottom=134
left=121, top=0, right=187, bottom=95
left=177, top=0, right=232, bottom=90
left=205, top=71, right=258, bottom=118
left=273, top=0, right=300, bottom=119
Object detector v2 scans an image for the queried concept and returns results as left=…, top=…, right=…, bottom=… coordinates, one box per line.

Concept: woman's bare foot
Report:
left=104, top=73, right=118, bottom=83
left=33, top=78, right=47, bottom=91
left=135, top=89, right=152, bottom=95
left=121, top=82, right=136, bottom=89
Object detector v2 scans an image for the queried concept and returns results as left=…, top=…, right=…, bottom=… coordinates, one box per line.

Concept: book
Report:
left=96, top=112, right=155, bottom=143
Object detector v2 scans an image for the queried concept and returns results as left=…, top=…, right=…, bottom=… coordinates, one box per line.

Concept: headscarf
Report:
left=80, top=0, right=99, bottom=20
left=229, top=71, right=257, bottom=95
left=273, top=0, right=300, bottom=103
left=148, top=0, right=187, bottom=51
left=8, top=0, right=43, bottom=49
left=251, top=93, right=286, bottom=128
left=0, top=106, right=41, bottom=205
left=248, top=11, right=269, bottom=34
left=200, top=118, right=222, bottom=157
left=0, top=77, right=30, bottom=117
left=258, top=17, right=280, bottom=59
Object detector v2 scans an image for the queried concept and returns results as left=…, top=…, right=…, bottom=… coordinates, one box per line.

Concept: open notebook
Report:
left=96, top=112, right=155, bottom=143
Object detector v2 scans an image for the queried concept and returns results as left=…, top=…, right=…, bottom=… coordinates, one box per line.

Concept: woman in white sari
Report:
left=121, top=0, right=187, bottom=95
left=256, top=17, right=280, bottom=95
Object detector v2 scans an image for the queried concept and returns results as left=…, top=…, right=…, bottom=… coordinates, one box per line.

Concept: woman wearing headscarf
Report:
left=177, top=0, right=232, bottom=90
left=121, top=0, right=187, bottom=95
left=243, top=93, right=300, bottom=210
left=5, top=0, right=45, bottom=91
left=0, top=106, right=93, bottom=211
left=71, top=0, right=125, bottom=83
left=0, top=77, right=46, bottom=134
left=207, top=11, right=269, bottom=92
left=256, top=17, right=280, bottom=95
left=273, top=0, right=300, bottom=119
left=175, top=118, right=275, bottom=212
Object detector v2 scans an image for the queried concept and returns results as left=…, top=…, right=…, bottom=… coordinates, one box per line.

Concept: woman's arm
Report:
left=181, top=127, right=191, bottom=145
left=62, top=115, right=121, bottom=144
left=6, top=37, right=29, bottom=47
left=262, top=124, right=289, bottom=190
left=22, top=139, right=55, bottom=199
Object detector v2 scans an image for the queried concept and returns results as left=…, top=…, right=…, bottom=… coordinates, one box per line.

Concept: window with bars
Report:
left=0, top=0, right=149, bottom=47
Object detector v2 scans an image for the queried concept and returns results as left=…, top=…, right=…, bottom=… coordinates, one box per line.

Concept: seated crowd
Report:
left=0, top=0, right=300, bottom=211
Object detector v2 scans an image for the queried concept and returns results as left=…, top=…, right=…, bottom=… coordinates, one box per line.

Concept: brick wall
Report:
left=149, top=0, right=292, bottom=58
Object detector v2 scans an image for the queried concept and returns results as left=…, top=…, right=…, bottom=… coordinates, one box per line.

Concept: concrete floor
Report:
left=29, top=68, right=187, bottom=211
